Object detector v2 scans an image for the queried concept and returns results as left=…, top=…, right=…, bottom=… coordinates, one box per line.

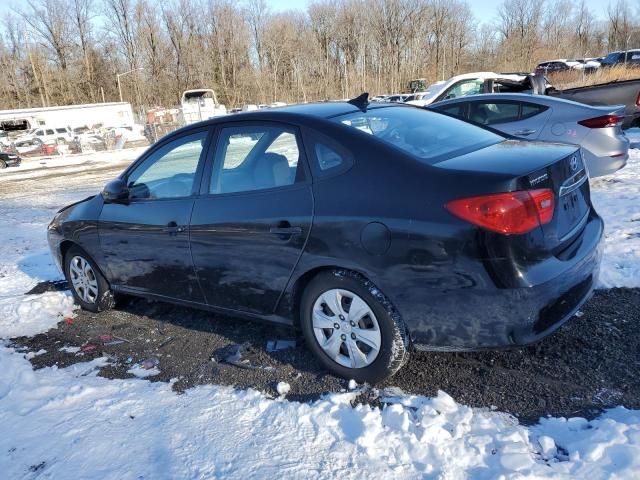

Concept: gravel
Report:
left=11, top=286, right=640, bottom=422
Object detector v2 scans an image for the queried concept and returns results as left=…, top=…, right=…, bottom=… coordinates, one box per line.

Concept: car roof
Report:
left=207, top=101, right=404, bottom=123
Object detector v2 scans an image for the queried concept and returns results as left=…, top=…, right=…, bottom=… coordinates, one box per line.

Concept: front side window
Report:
left=45, top=129, right=55, bottom=135
left=333, top=106, right=502, bottom=164
left=127, top=131, right=207, bottom=200
left=211, top=125, right=301, bottom=194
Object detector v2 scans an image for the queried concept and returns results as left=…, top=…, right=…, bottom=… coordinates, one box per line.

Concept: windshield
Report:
left=417, top=81, right=447, bottom=103
left=332, top=106, right=503, bottom=164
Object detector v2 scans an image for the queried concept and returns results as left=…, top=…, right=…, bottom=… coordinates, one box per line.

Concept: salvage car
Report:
left=13, top=138, right=58, bottom=157
left=535, top=59, right=581, bottom=76
left=430, top=93, right=629, bottom=177
left=48, top=97, right=603, bottom=382
left=0, top=150, right=21, bottom=168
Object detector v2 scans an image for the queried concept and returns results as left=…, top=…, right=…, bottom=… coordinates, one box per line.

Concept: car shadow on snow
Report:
left=10, top=284, right=640, bottom=423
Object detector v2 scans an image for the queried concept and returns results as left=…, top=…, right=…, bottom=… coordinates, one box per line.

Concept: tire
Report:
left=300, top=270, right=409, bottom=384
left=64, top=245, right=114, bottom=313
left=0, top=159, right=6, bottom=169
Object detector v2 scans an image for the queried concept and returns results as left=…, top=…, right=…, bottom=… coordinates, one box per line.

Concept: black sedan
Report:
left=0, top=151, right=21, bottom=169
left=48, top=99, right=603, bottom=383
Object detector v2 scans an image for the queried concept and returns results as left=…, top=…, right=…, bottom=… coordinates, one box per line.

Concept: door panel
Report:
left=190, top=123, right=312, bottom=315
left=190, top=186, right=313, bottom=314
left=99, top=199, right=203, bottom=302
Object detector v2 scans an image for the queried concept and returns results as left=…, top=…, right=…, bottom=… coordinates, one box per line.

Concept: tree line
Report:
left=0, top=0, right=638, bottom=112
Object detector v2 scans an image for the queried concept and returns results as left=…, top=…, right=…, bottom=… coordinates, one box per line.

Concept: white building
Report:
left=0, top=102, right=135, bottom=131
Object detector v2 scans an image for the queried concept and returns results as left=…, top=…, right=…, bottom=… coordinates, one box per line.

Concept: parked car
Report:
left=600, top=50, right=640, bottom=68
left=13, top=138, right=58, bottom=156
left=15, top=126, right=73, bottom=144
left=384, top=94, right=409, bottom=103
left=411, top=71, right=640, bottom=129
left=571, top=58, right=601, bottom=73
left=0, top=150, right=21, bottom=168
left=48, top=99, right=603, bottom=382
left=535, top=59, right=581, bottom=76
left=429, top=93, right=629, bottom=177
left=405, top=72, right=528, bottom=107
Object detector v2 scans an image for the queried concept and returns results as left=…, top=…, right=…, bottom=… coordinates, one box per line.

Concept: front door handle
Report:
left=269, top=221, right=302, bottom=236
left=164, top=221, right=185, bottom=234
left=514, top=128, right=537, bottom=136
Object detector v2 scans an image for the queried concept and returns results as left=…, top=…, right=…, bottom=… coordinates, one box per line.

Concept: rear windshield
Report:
left=332, top=106, right=503, bottom=164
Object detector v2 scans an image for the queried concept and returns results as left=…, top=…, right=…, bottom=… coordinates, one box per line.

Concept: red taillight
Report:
left=636, top=91, right=640, bottom=107
left=578, top=115, right=623, bottom=128
left=445, top=189, right=555, bottom=235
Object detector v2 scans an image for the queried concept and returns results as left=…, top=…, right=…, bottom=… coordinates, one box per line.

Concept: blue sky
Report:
left=0, top=0, right=612, bottom=25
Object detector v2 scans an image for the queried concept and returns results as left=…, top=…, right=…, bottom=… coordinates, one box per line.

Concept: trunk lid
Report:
left=435, top=140, right=591, bottom=250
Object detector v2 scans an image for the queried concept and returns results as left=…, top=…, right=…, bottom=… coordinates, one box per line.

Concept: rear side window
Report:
left=333, top=106, right=502, bottom=164
left=521, top=103, right=548, bottom=119
left=315, top=143, right=344, bottom=170
left=56, top=128, right=67, bottom=134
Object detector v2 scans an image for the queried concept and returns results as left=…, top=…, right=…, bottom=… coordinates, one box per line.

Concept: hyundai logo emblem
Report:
left=570, top=155, right=578, bottom=172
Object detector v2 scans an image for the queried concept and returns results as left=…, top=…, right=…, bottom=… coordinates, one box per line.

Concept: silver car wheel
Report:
left=69, top=255, right=99, bottom=304
left=312, top=288, right=381, bottom=369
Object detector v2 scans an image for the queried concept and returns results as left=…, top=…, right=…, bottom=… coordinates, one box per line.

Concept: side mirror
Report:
left=102, top=178, right=129, bottom=203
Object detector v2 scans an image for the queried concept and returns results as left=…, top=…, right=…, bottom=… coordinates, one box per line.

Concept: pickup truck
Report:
left=547, top=78, right=640, bottom=128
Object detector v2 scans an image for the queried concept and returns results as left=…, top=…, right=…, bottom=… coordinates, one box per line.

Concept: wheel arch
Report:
left=288, top=265, right=407, bottom=339
left=59, top=240, right=111, bottom=287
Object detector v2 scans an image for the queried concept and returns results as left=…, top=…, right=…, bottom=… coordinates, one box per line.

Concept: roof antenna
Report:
left=348, top=92, right=369, bottom=111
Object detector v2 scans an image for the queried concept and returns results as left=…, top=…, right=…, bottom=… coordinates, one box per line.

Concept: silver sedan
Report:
left=429, top=93, right=629, bottom=177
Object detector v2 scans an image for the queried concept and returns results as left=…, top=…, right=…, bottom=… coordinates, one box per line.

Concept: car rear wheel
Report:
left=64, top=245, right=114, bottom=313
left=300, top=271, right=409, bottom=383
left=0, top=159, right=6, bottom=169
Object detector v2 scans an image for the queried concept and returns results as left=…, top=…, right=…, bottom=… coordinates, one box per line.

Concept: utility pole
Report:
left=116, top=68, right=143, bottom=102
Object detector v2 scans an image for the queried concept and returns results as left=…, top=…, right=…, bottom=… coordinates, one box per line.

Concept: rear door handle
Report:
left=269, top=221, right=302, bottom=236
left=164, top=221, right=185, bottom=234
left=514, top=129, right=537, bottom=136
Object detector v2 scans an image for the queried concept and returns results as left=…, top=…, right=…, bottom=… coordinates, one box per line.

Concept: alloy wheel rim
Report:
left=69, top=255, right=99, bottom=304
left=312, top=288, right=381, bottom=369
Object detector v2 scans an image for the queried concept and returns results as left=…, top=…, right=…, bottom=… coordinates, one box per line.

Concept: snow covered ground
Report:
left=0, top=146, right=639, bottom=478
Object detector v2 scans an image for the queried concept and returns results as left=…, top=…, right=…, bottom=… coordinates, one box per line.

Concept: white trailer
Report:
left=0, top=102, right=135, bottom=131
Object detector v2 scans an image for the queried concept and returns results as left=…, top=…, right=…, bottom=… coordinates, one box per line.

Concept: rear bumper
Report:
left=582, top=132, right=629, bottom=177
left=405, top=212, right=604, bottom=351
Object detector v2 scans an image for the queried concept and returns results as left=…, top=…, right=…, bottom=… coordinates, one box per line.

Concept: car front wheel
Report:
left=64, top=245, right=114, bottom=312
left=300, top=271, right=409, bottom=383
